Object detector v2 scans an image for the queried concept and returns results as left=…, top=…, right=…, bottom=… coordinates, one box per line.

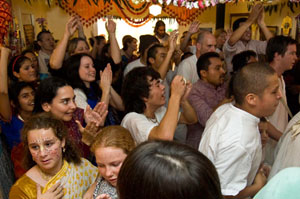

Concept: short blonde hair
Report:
left=91, top=126, right=135, bottom=155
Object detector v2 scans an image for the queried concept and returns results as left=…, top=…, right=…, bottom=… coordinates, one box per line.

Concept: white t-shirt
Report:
left=123, top=58, right=146, bottom=77
left=121, top=107, right=166, bottom=144
left=199, top=103, right=262, bottom=196
left=177, top=55, right=198, bottom=84
left=74, top=88, right=88, bottom=111
left=38, top=50, right=51, bottom=75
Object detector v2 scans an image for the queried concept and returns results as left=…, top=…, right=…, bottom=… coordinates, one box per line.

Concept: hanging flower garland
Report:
left=121, top=0, right=151, bottom=15
left=112, top=0, right=153, bottom=27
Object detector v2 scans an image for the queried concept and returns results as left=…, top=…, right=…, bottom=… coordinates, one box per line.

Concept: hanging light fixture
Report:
left=149, top=4, right=162, bottom=16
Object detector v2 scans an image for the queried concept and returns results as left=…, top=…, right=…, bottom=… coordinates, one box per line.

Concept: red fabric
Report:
left=11, top=142, right=26, bottom=179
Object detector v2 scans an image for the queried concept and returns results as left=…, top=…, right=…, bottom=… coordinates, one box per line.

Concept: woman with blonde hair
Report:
left=85, top=125, right=135, bottom=199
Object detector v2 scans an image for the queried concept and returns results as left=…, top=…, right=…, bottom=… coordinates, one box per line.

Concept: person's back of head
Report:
left=139, top=35, right=159, bottom=56
left=118, top=140, right=223, bottom=199
left=122, top=67, right=160, bottom=114
left=232, top=18, right=247, bottom=32
left=89, top=35, right=105, bottom=47
left=266, top=35, right=297, bottom=63
left=146, top=43, right=164, bottom=66
left=231, top=50, right=257, bottom=73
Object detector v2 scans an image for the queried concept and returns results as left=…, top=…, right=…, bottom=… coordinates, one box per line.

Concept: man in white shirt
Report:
left=37, top=30, right=55, bottom=79
left=264, top=35, right=298, bottom=165
left=121, top=67, right=197, bottom=144
left=223, top=3, right=273, bottom=73
left=199, top=62, right=282, bottom=198
left=177, top=31, right=216, bottom=84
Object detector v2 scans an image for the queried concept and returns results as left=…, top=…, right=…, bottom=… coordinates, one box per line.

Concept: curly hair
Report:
left=22, top=112, right=81, bottom=170
left=33, top=77, right=69, bottom=113
left=121, top=67, right=160, bottom=114
left=90, top=125, right=135, bottom=155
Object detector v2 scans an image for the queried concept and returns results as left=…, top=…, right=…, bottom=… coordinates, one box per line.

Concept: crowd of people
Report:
left=0, top=2, right=300, bottom=198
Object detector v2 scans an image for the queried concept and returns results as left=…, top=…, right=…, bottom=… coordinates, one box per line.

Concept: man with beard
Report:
left=186, top=52, right=227, bottom=149
left=223, top=3, right=272, bottom=73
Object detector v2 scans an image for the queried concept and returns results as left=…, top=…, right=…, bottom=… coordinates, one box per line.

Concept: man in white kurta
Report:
left=265, top=35, right=298, bottom=165
left=199, top=103, right=262, bottom=196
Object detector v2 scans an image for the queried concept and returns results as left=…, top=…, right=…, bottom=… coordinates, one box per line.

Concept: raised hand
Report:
left=188, top=21, right=200, bottom=34
left=105, top=17, right=116, bottom=34
left=171, top=75, right=186, bottom=99
left=168, top=30, right=179, bottom=52
left=92, top=101, right=108, bottom=127
left=181, top=81, right=192, bottom=102
left=257, top=7, right=266, bottom=26
left=37, top=182, right=64, bottom=199
left=84, top=102, right=108, bottom=127
left=253, top=169, right=267, bottom=189
left=76, top=120, right=101, bottom=146
left=65, top=16, right=79, bottom=38
left=248, top=3, right=263, bottom=23
left=99, top=64, right=113, bottom=93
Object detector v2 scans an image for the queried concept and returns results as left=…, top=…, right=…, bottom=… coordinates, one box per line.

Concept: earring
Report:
left=63, top=147, right=66, bottom=153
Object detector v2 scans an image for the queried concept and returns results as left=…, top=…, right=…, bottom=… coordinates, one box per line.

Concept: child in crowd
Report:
left=84, top=125, right=135, bottom=199
left=9, top=113, right=98, bottom=198
left=199, top=62, right=282, bottom=198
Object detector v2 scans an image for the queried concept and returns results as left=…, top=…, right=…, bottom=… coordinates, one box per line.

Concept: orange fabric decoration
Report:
left=0, top=0, right=12, bottom=44
left=58, top=0, right=204, bottom=27
left=57, top=0, right=113, bottom=27
left=163, top=5, right=204, bottom=26
left=112, top=1, right=153, bottom=27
